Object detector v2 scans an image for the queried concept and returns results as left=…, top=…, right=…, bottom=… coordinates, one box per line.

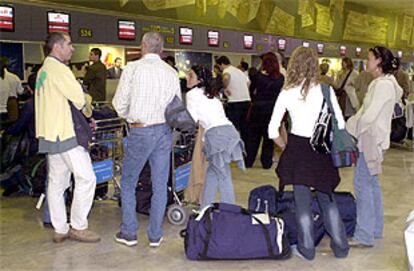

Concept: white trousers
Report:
left=47, top=146, right=96, bottom=234
left=406, top=210, right=414, bottom=271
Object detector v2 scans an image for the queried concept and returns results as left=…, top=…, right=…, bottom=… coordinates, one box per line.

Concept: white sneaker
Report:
left=149, top=237, right=164, bottom=247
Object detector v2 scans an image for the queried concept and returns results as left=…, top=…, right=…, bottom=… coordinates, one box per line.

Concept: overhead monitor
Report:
left=47, top=11, right=70, bottom=33
left=118, top=20, right=136, bottom=40
left=278, top=38, right=286, bottom=50
left=355, top=47, right=362, bottom=57
left=0, top=5, right=14, bottom=32
left=207, top=30, right=219, bottom=47
left=317, top=43, right=324, bottom=54
left=179, top=27, right=193, bottom=45
left=339, top=45, right=346, bottom=56
left=243, top=34, right=253, bottom=49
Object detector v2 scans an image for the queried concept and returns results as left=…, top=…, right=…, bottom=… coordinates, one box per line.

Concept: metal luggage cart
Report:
left=121, top=130, right=195, bottom=225
left=166, top=131, right=195, bottom=225
left=90, top=116, right=127, bottom=191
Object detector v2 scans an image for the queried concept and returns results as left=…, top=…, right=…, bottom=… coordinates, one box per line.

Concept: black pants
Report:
left=225, top=101, right=250, bottom=139
left=244, top=124, right=274, bottom=169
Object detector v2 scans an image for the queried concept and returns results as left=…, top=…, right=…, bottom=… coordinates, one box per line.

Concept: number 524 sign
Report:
left=79, top=28, right=93, bottom=38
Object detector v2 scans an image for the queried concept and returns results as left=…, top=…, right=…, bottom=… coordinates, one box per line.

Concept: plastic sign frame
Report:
left=0, top=5, right=14, bottom=32
left=243, top=34, right=254, bottom=49
left=278, top=38, right=286, bottom=51
left=317, top=43, right=324, bottom=54
left=207, top=30, right=219, bottom=47
left=179, top=27, right=193, bottom=45
left=118, top=20, right=136, bottom=40
left=340, top=45, right=347, bottom=56
left=47, top=11, right=70, bottom=34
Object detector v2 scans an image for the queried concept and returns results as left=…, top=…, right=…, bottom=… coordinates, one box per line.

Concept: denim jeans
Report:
left=201, top=163, right=235, bottom=208
left=293, top=185, right=349, bottom=260
left=120, top=124, right=172, bottom=241
left=353, top=152, right=384, bottom=245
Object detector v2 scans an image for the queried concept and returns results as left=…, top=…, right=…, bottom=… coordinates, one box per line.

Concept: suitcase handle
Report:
left=212, top=203, right=245, bottom=214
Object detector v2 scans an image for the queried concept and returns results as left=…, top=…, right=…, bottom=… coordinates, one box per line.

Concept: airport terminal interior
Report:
left=0, top=0, right=414, bottom=270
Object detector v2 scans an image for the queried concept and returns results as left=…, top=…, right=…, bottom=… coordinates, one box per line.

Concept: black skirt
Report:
left=276, top=133, right=340, bottom=194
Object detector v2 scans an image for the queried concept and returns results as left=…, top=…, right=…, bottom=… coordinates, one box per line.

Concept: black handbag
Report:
left=165, top=95, right=196, bottom=134
left=69, top=102, right=92, bottom=150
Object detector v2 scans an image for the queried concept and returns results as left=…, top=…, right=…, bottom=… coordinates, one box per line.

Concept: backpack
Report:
left=248, top=185, right=278, bottom=214
left=310, top=85, right=333, bottom=154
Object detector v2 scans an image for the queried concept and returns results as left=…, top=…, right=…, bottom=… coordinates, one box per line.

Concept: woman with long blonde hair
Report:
left=268, top=47, right=349, bottom=260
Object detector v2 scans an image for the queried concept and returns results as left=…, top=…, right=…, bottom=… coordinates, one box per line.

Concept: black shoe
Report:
left=43, top=222, right=54, bottom=229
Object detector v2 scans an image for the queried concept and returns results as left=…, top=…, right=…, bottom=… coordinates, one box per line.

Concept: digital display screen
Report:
left=207, top=31, right=219, bottom=47
left=118, top=20, right=136, bottom=40
left=243, top=35, right=253, bottom=49
left=302, top=41, right=310, bottom=48
left=340, top=45, right=346, bottom=56
left=0, top=5, right=14, bottom=32
left=355, top=47, right=362, bottom=56
left=278, top=39, right=286, bottom=50
left=317, top=43, right=324, bottom=54
left=47, top=11, right=70, bottom=33
left=179, top=27, right=193, bottom=45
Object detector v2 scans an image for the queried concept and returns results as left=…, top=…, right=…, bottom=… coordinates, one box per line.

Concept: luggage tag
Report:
left=252, top=213, right=270, bottom=225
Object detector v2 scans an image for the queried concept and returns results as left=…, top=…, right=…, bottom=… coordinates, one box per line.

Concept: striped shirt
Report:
left=112, top=53, right=181, bottom=125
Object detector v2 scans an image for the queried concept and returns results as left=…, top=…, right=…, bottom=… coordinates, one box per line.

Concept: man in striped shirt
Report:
left=112, top=32, right=181, bottom=247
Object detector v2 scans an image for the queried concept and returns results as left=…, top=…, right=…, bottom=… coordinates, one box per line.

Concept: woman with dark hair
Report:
left=346, top=46, right=403, bottom=248
left=186, top=65, right=245, bottom=208
left=335, top=57, right=359, bottom=119
left=268, top=47, right=349, bottom=260
left=245, top=52, right=284, bottom=169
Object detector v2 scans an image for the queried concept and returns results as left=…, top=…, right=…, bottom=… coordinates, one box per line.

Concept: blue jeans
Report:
left=294, top=185, right=349, bottom=260
left=353, top=152, right=384, bottom=245
left=120, top=124, right=172, bottom=241
left=201, top=163, right=235, bottom=208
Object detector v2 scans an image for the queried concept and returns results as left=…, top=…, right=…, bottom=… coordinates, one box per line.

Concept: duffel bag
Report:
left=181, top=203, right=291, bottom=261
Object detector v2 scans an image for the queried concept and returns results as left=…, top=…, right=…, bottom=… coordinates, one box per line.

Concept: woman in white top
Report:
left=346, top=46, right=403, bottom=247
left=268, top=47, right=349, bottom=260
left=186, top=65, right=245, bottom=208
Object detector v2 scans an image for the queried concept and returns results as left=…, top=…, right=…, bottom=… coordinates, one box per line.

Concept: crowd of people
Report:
left=0, top=30, right=412, bottom=262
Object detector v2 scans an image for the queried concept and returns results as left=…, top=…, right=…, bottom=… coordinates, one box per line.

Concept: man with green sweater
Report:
left=35, top=32, right=100, bottom=243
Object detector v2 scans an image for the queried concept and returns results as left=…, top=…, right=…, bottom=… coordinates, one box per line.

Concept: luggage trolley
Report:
left=166, top=131, right=194, bottom=225
left=121, top=130, right=195, bottom=225
left=90, top=113, right=127, bottom=193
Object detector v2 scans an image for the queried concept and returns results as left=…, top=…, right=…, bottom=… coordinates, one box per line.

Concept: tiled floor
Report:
left=0, top=147, right=413, bottom=271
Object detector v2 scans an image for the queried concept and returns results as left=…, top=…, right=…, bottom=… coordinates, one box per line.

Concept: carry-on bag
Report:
left=181, top=203, right=291, bottom=260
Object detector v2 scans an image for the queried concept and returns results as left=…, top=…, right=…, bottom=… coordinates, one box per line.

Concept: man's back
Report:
left=112, top=53, right=181, bottom=125
left=223, top=65, right=250, bottom=103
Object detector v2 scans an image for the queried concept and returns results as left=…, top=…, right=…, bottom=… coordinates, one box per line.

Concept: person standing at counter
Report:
left=84, top=48, right=107, bottom=102
left=107, top=57, right=123, bottom=79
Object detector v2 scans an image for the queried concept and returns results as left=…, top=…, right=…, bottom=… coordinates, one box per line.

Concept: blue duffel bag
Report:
left=181, top=203, right=291, bottom=260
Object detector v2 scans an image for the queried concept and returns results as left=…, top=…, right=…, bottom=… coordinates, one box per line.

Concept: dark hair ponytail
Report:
left=369, top=46, right=399, bottom=74
left=191, top=65, right=216, bottom=99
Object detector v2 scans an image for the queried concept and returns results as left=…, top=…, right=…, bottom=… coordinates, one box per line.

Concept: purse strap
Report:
left=320, top=84, right=339, bottom=130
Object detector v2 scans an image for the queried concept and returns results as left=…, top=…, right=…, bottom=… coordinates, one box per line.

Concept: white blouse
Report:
left=268, top=83, right=345, bottom=139
left=186, top=87, right=232, bottom=131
